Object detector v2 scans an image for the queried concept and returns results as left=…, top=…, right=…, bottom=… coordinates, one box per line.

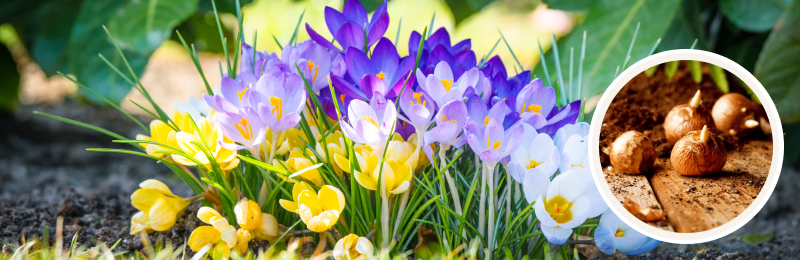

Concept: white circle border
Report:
left=588, top=49, right=785, bottom=244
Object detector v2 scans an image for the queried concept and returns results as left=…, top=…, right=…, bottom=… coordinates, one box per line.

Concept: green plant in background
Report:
left=542, top=0, right=800, bottom=164
left=0, top=0, right=250, bottom=108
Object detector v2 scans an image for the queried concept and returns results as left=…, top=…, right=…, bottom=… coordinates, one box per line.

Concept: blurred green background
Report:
left=1, top=0, right=800, bottom=164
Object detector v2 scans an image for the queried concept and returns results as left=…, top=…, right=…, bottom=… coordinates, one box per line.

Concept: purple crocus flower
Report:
left=213, top=111, right=268, bottom=151
left=281, top=40, right=345, bottom=93
left=491, top=70, right=531, bottom=109
left=398, top=88, right=435, bottom=136
left=416, top=61, right=490, bottom=107
left=395, top=119, right=416, bottom=140
left=328, top=38, right=415, bottom=114
left=409, top=28, right=477, bottom=78
left=204, top=77, right=248, bottom=115
left=536, top=100, right=582, bottom=137
left=479, top=55, right=507, bottom=80
left=241, top=43, right=287, bottom=77
left=464, top=116, right=524, bottom=163
left=515, top=79, right=555, bottom=129
left=466, top=93, right=512, bottom=128
left=306, top=0, right=389, bottom=52
left=422, top=100, right=468, bottom=159
left=340, top=94, right=397, bottom=149
left=242, top=72, right=307, bottom=133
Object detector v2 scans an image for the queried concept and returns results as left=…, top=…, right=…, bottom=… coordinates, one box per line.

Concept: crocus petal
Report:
left=337, top=22, right=366, bottom=52
left=593, top=225, right=618, bottom=255
left=342, top=0, right=367, bottom=26
left=541, top=225, right=573, bottom=245
left=324, top=7, right=348, bottom=37
left=307, top=23, right=339, bottom=51
left=367, top=4, right=390, bottom=47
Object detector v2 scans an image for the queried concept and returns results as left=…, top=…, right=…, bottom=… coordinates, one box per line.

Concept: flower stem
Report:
left=478, top=158, right=486, bottom=240
left=440, top=148, right=464, bottom=231
left=487, top=162, right=497, bottom=259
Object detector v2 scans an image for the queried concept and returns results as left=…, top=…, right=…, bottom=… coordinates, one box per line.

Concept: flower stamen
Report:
left=441, top=79, right=453, bottom=92
left=270, top=97, right=284, bottom=121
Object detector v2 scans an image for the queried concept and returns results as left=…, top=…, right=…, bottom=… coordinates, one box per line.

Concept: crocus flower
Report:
left=306, top=0, right=389, bottom=52
left=234, top=199, right=262, bottom=230
left=189, top=207, right=238, bottom=254
left=409, top=28, right=477, bottom=78
left=130, top=179, right=191, bottom=234
left=241, top=43, right=283, bottom=76
left=491, top=70, right=531, bottom=109
left=537, top=100, right=582, bottom=137
left=272, top=148, right=325, bottom=187
left=509, top=124, right=561, bottom=183
left=416, top=61, right=490, bottom=107
left=172, top=115, right=240, bottom=171
left=334, top=140, right=415, bottom=197
left=559, top=130, right=607, bottom=218
left=515, top=79, right=555, bottom=128
left=251, top=211, right=281, bottom=243
left=246, top=72, right=307, bottom=133
left=594, top=208, right=660, bottom=255
left=332, top=38, right=415, bottom=101
left=398, top=88, right=436, bottom=136
left=313, top=130, right=348, bottom=176
left=333, top=234, right=375, bottom=260
left=464, top=100, right=524, bottom=163
left=279, top=182, right=346, bottom=233
left=422, top=100, right=468, bottom=158
left=553, top=122, right=590, bottom=152
left=136, top=109, right=196, bottom=160
left=533, top=170, right=591, bottom=244
left=340, top=94, right=397, bottom=149
left=282, top=40, right=344, bottom=92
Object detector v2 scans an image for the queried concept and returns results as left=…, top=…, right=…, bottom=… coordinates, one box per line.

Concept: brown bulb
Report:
left=609, top=130, right=656, bottom=175
left=712, top=93, right=759, bottom=137
left=670, top=125, right=727, bottom=176
left=663, top=90, right=716, bottom=143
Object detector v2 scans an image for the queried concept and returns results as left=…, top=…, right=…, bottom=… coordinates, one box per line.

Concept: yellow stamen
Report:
left=308, top=60, right=319, bottom=83
left=441, top=79, right=453, bottom=92
left=270, top=97, right=283, bottom=121
left=409, top=93, right=426, bottom=106
left=238, top=88, right=248, bottom=100
left=362, top=117, right=379, bottom=128
left=376, top=71, right=385, bottom=80
left=483, top=117, right=491, bottom=127
left=486, top=138, right=501, bottom=150
left=234, top=118, right=253, bottom=140
left=544, top=195, right=573, bottom=224
left=440, top=115, right=456, bottom=124
left=340, top=94, right=346, bottom=105
left=527, top=160, right=541, bottom=169
left=615, top=228, right=625, bottom=237
left=520, top=104, right=542, bottom=114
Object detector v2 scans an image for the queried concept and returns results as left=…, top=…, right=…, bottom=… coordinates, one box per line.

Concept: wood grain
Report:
left=603, top=167, right=674, bottom=232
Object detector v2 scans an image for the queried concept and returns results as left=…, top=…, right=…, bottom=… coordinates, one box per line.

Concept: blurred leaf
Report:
left=741, top=232, right=774, bottom=244
left=444, top=0, right=494, bottom=25
left=533, top=0, right=681, bottom=98
left=715, top=25, right=769, bottom=72
left=0, top=42, right=20, bottom=111
left=542, top=0, right=592, bottom=12
left=66, top=0, right=149, bottom=104
left=106, top=0, right=199, bottom=54
left=658, top=0, right=708, bottom=51
left=171, top=14, right=237, bottom=53
left=22, top=0, right=83, bottom=75
left=197, top=0, right=253, bottom=13
left=755, top=0, right=800, bottom=123
left=719, top=0, right=791, bottom=33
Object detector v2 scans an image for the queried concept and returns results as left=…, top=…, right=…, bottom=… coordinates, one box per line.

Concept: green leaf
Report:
left=755, top=1, right=800, bottom=123
left=107, top=0, right=199, bottom=54
left=741, top=232, right=774, bottom=244
left=657, top=0, right=708, bottom=51
left=720, top=0, right=791, bottom=33
left=533, top=0, right=681, bottom=98
left=0, top=40, right=20, bottom=111
left=23, top=0, right=82, bottom=76
left=443, top=0, right=496, bottom=25
left=543, top=0, right=592, bottom=12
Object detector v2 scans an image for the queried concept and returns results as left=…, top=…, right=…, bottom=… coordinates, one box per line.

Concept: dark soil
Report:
left=1, top=100, right=798, bottom=258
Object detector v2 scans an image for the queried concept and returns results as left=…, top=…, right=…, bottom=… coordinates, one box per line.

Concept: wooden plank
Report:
left=603, top=167, right=674, bottom=232
left=648, top=140, right=772, bottom=233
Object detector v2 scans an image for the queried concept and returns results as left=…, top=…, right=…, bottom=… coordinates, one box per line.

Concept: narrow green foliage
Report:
left=664, top=60, right=679, bottom=79
left=688, top=60, right=703, bottom=83
left=709, top=64, right=729, bottom=93
left=644, top=65, right=659, bottom=77
left=289, top=9, right=306, bottom=46
left=500, top=30, right=524, bottom=73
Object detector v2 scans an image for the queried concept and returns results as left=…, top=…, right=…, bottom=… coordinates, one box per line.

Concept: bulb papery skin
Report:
left=609, top=131, right=656, bottom=175
left=670, top=129, right=727, bottom=176
left=664, top=103, right=715, bottom=143
left=712, top=93, right=757, bottom=137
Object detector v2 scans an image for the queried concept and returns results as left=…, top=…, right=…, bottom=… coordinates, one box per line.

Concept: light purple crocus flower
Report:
left=242, top=72, right=307, bottom=133
left=241, top=43, right=287, bottom=77
left=213, top=111, right=268, bottom=151
left=408, top=28, right=477, bottom=78
left=515, top=79, right=556, bottom=129
left=306, top=0, right=389, bottom=52
left=594, top=208, right=660, bottom=255
left=422, top=100, right=468, bottom=159
left=204, top=77, right=250, bottom=115
left=281, top=40, right=345, bottom=92
left=398, top=89, right=435, bottom=136
left=536, top=100, right=582, bottom=137
left=509, top=124, right=560, bottom=182
left=340, top=94, right=397, bottom=149
left=464, top=99, right=524, bottom=163
left=416, top=61, right=491, bottom=107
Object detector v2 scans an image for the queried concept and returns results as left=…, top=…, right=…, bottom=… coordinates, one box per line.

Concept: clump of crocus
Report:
left=663, top=90, right=716, bottom=143
left=188, top=199, right=280, bottom=256
left=130, top=179, right=195, bottom=235
left=333, top=234, right=375, bottom=260
left=671, top=125, right=727, bottom=176
left=171, top=113, right=240, bottom=172
left=279, top=182, right=345, bottom=233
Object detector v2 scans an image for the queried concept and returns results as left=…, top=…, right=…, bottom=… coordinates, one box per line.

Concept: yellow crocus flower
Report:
left=172, top=115, right=240, bottom=171
left=234, top=199, right=262, bottom=230
left=314, top=130, right=348, bottom=176
left=189, top=207, right=238, bottom=252
left=136, top=109, right=192, bottom=160
left=279, top=182, right=345, bottom=233
left=273, top=148, right=325, bottom=187
left=333, top=234, right=374, bottom=260
left=130, top=179, right=191, bottom=233
left=334, top=135, right=420, bottom=197
left=232, top=228, right=253, bottom=255
left=252, top=212, right=281, bottom=243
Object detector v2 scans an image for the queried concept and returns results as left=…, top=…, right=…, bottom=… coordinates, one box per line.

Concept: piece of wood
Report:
left=649, top=139, right=772, bottom=233
left=603, top=167, right=674, bottom=232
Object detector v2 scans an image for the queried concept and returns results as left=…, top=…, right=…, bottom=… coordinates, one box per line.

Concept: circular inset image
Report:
left=588, top=50, right=784, bottom=244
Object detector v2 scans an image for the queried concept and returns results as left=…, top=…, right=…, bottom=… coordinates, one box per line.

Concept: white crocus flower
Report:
left=510, top=124, right=561, bottom=182
left=533, top=170, right=591, bottom=245
left=559, top=132, right=607, bottom=218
